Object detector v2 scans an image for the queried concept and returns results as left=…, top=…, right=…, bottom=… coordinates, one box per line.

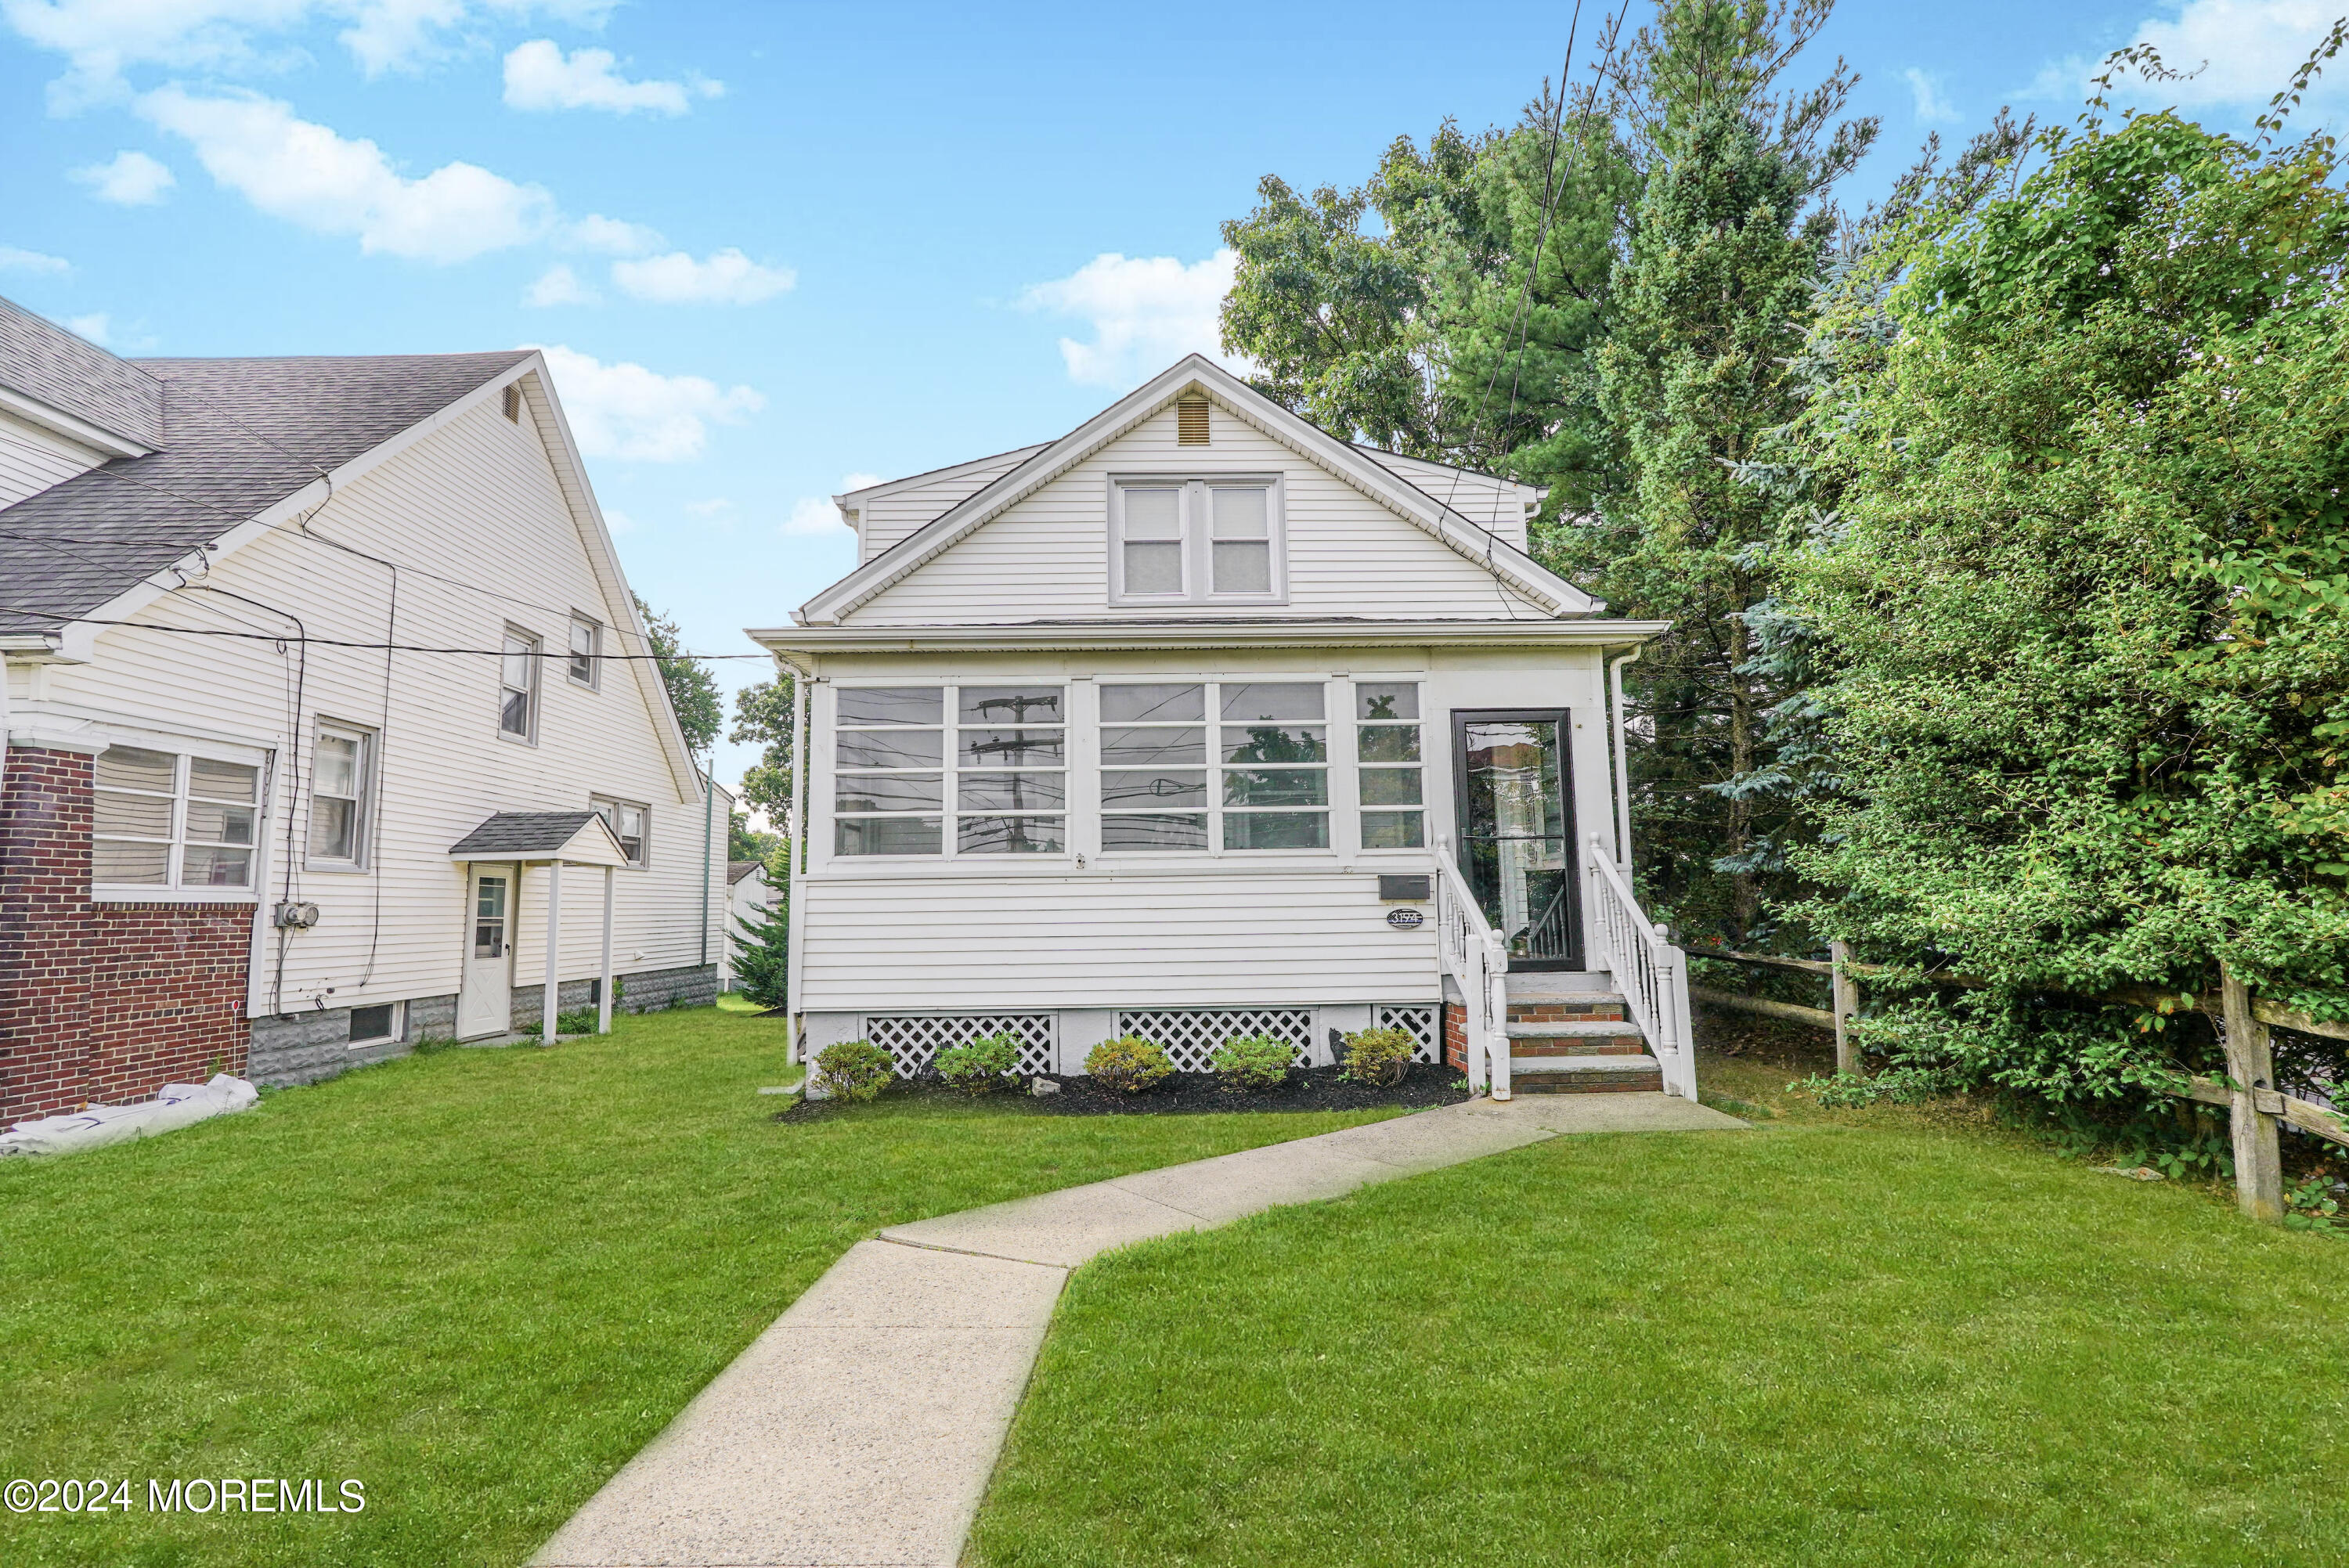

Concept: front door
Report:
left=1455, top=711, right=1582, bottom=969
left=457, top=866, right=514, bottom=1038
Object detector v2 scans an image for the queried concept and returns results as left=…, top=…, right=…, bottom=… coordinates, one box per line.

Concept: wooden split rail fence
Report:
left=1688, top=945, right=2348, bottom=1225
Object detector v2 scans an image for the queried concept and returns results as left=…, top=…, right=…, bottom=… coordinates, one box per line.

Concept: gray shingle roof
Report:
left=449, top=811, right=604, bottom=857
left=0, top=345, right=533, bottom=636
left=727, top=858, right=764, bottom=885
left=0, top=294, right=164, bottom=449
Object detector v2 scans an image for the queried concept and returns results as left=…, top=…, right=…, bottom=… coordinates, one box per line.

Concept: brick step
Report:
left=1506, top=1000, right=1627, bottom=1024
left=1506, top=1021, right=1647, bottom=1056
left=1505, top=1054, right=1665, bottom=1094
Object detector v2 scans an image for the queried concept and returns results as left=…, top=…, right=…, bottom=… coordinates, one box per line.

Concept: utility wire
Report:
left=0, top=608, right=778, bottom=658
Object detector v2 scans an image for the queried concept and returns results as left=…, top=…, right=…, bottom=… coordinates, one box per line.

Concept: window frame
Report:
left=497, top=625, right=542, bottom=744
left=305, top=719, right=376, bottom=872
left=91, top=742, right=265, bottom=900
left=1106, top=474, right=1286, bottom=607
left=1353, top=679, right=1427, bottom=852
left=1096, top=678, right=1334, bottom=858
left=567, top=614, right=602, bottom=690
left=828, top=683, right=1071, bottom=861
left=591, top=794, right=651, bottom=869
left=347, top=1000, right=406, bottom=1049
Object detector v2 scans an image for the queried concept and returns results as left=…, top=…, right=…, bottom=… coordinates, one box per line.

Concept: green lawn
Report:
left=974, top=1076, right=2349, bottom=1567
left=0, top=1005, right=1395, bottom=1568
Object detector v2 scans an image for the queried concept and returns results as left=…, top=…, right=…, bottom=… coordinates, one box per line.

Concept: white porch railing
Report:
left=1586, top=834, right=1698, bottom=1099
left=1434, top=841, right=1511, bottom=1100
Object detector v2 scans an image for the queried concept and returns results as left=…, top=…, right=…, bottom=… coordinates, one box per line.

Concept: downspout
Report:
left=698, top=755, right=715, bottom=972
left=785, top=669, right=811, bottom=1060
left=1607, top=647, right=1641, bottom=876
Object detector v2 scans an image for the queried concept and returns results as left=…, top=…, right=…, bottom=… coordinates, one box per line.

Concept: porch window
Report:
left=956, top=686, right=1066, bottom=853
left=1109, top=478, right=1284, bottom=605
left=834, top=686, right=944, bottom=855
left=1220, top=683, right=1327, bottom=849
left=1100, top=683, right=1208, bottom=851
left=1355, top=681, right=1425, bottom=849
left=93, top=744, right=260, bottom=892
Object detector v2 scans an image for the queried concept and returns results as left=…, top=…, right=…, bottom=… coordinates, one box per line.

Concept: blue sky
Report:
left=2, top=0, right=2336, bottom=801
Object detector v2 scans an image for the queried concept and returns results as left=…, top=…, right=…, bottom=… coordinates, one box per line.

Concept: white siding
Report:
left=1362, top=449, right=1535, bottom=551
left=0, top=408, right=103, bottom=509
left=799, top=871, right=1436, bottom=1009
left=850, top=445, right=1047, bottom=564
left=844, top=407, right=1548, bottom=625
left=26, top=396, right=722, bottom=1020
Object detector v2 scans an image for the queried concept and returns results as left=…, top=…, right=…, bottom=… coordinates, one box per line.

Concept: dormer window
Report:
left=1110, top=477, right=1285, bottom=606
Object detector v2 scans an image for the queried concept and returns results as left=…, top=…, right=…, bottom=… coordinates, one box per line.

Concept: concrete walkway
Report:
left=530, top=1092, right=1744, bottom=1568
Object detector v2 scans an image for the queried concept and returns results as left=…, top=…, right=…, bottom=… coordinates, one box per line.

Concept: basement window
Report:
left=348, top=1002, right=403, bottom=1047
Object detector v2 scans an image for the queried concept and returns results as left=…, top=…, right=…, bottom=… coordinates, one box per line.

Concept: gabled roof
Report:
left=727, top=858, right=766, bottom=885
left=0, top=294, right=163, bottom=451
left=794, top=355, right=1600, bottom=625
left=0, top=348, right=532, bottom=636
left=448, top=810, right=630, bottom=866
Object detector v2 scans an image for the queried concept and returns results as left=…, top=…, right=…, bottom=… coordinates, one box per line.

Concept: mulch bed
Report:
left=778, top=1062, right=1469, bottom=1121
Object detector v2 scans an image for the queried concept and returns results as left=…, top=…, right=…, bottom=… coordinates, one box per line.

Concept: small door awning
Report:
left=447, top=810, right=630, bottom=868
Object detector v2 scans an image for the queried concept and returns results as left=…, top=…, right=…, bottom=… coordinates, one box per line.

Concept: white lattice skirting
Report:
left=1115, top=1009, right=1316, bottom=1071
left=1377, top=1004, right=1441, bottom=1064
left=864, top=1015, right=1055, bottom=1078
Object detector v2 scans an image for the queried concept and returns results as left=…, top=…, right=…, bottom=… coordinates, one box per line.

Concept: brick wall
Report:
left=0, top=747, right=253, bottom=1124
left=1443, top=1000, right=1466, bottom=1072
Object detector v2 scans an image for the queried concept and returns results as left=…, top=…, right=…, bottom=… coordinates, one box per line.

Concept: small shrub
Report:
left=815, top=1040, right=893, bottom=1103
left=1211, top=1033, right=1293, bottom=1091
left=936, top=1033, right=1019, bottom=1096
left=1085, top=1036, right=1173, bottom=1094
left=555, top=1007, right=599, bottom=1036
left=1341, top=1026, right=1414, bottom=1087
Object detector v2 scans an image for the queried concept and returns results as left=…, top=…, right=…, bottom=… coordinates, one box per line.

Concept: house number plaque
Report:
left=1386, top=908, right=1425, bottom=929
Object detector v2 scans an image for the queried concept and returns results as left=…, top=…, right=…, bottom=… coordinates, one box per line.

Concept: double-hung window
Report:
left=1355, top=682, right=1426, bottom=848
left=1110, top=478, right=1283, bottom=604
left=309, top=722, right=373, bottom=866
left=833, top=685, right=1069, bottom=857
left=568, top=615, right=601, bottom=688
left=93, top=744, right=261, bottom=891
left=1099, top=681, right=1330, bottom=852
left=499, top=627, right=539, bottom=741
left=593, top=795, right=649, bottom=867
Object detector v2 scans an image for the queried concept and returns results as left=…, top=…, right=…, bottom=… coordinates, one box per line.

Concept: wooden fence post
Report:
left=1830, top=939, right=1860, bottom=1077
left=2220, top=962, right=2285, bottom=1224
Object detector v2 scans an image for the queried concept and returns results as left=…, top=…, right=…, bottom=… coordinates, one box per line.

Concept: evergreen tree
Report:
left=731, top=893, right=789, bottom=1011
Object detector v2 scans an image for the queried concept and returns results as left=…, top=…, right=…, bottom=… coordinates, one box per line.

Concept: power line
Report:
left=0, top=607, right=778, bottom=659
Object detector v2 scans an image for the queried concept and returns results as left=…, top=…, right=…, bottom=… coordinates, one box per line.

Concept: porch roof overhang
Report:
left=749, top=617, right=1673, bottom=671
left=447, top=810, right=630, bottom=867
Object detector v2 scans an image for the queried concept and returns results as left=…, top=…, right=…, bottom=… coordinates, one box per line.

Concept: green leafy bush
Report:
left=1085, top=1036, right=1173, bottom=1094
left=936, top=1033, right=1019, bottom=1096
left=814, top=1040, right=893, bottom=1104
left=1341, top=1026, right=1415, bottom=1086
left=1211, top=1033, right=1294, bottom=1091
left=555, top=1007, right=598, bottom=1036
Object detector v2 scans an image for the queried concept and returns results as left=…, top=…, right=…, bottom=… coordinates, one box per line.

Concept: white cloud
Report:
left=72, top=148, right=176, bottom=203
left=563, top=211, right=662, bottom=255
left=2, top=1, right=622, bottom=107
left=684, top=496, right=731, bottom=516
left=1019, top=249, right=1243, bottom=387
left=530, top=344, right=762, bottom=462
left=1903, top=67, right=1961, bottom=124
left=782, top=472, right=883, bottom=537
left=0, top=244, right=71, bottom=273
left=502, top=38, right=716, bottom=115
left=610, top=247, right=794, bottom=305
left=138, top=85, right=553, bottom=262
left=602, top=506, right=635, bottom=534
left=66, top=312, right=110, bottom=343
left=523, top=262, right=597, bottom=306
left=2027, top=2, right=2349, bottom=117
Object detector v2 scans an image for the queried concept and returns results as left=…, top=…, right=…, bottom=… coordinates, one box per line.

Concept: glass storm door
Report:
left=1456, top=712, right=1581, bottom=968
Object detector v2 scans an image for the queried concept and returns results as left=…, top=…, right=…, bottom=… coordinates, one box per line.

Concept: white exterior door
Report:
left=458, top=866, right=514, bottom=1038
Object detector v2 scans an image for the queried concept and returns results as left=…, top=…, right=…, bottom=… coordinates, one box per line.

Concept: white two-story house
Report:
left=0, top=297, right=728, bottom=1123
left=755, top=357, right=1699, bottom=1100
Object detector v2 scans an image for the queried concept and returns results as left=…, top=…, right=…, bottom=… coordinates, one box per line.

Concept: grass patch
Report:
left=974, top=1117, right=2349, bottom=1567
left=0, top=1006, right=1394, bottom=1567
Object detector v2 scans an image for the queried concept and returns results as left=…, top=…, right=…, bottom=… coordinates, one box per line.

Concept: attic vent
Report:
left=502, top=384, right=522, bottom=423
left=1176, top=393, right=1210, bottom=445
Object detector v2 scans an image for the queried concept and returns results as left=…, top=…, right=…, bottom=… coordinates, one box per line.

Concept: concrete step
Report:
left=1505, top=1053, right=1665, bottom=1094
left=1506, top=1021, right=1648, bottom=1056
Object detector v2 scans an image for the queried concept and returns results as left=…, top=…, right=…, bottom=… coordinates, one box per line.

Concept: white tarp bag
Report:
left=0, top=1074, right=258, bottom=1157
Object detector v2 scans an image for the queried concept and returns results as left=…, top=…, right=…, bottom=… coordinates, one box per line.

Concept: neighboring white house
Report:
left=720, top=857, right=774, bottom=992
left=753, top=356, right=1700, bottom=1101
left=0, top=296, right=728, bottom=1116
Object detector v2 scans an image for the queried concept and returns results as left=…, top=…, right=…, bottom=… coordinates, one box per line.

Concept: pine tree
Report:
left=732, top=892, right=789, bottom=1011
